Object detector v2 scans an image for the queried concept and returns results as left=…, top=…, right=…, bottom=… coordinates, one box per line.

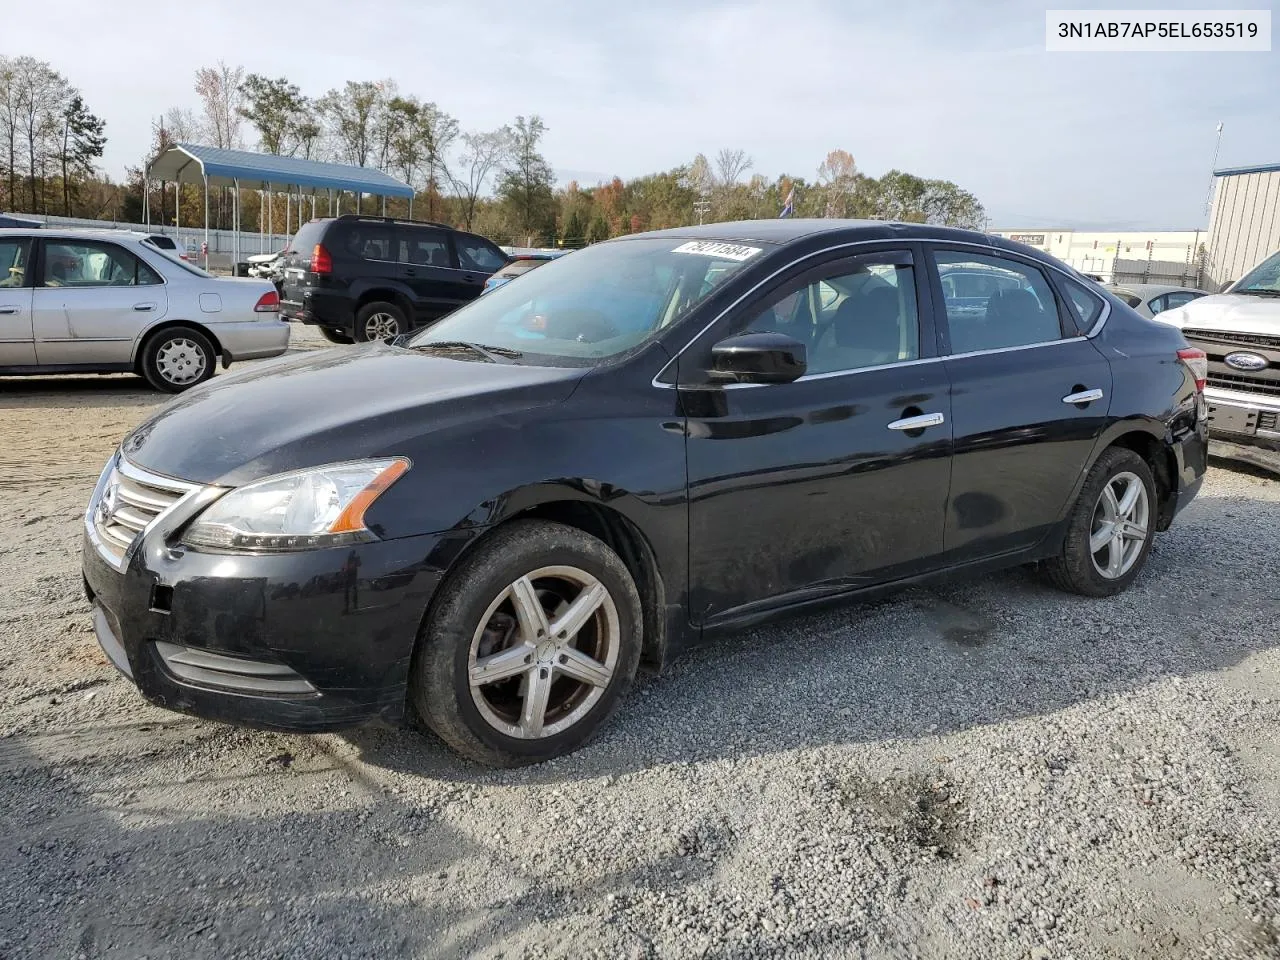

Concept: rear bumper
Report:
left=1204, top=387, right=1280, bottom=475
left=281, top=290, right=353, bottom=331
left=213, top=319, right=291, bottom=363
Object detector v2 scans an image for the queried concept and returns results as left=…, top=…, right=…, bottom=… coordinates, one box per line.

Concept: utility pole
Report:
left=1204, top=121, right=1224, bottom=220
left=694, top=198, right=711, bottom=225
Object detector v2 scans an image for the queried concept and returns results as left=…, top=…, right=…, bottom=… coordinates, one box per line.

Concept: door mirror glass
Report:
left=710, top=332, right=807, bottom=384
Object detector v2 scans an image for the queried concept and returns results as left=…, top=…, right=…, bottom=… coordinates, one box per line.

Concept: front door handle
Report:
left=133, top=302, right=157, bottom=312
left=1062, top=388, right=1104, bottom=404
left=404, top=268, right=416, bottom=277
left=888, top=412, right=945, bottom=431
left=0, top=306, right=18, bottom=315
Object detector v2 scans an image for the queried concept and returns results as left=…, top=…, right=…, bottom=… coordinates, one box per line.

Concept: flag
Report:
left=779, top=188, right=794, bottom=219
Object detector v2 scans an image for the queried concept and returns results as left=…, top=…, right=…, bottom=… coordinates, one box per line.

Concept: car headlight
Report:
left=183, top=458, right=410, bottom=551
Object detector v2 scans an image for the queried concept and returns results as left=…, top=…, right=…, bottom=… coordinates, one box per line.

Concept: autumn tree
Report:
left=194, top=61, right=244, bottom=149
left=317, top=80, right=383, bottom=168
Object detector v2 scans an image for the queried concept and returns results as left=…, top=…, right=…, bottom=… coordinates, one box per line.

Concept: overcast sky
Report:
left=7, top=0, right=1277, bottom=229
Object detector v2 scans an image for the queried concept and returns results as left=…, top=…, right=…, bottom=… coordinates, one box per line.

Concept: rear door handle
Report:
left=1062, top=388, right=1104, bottom=404
left=888, top=412, right=945, bottom=431
left=133, top=302, right=157, bottom=312
left=404, top=268, right=416, bottom=277
left=0, top=306, right=18, bottom=315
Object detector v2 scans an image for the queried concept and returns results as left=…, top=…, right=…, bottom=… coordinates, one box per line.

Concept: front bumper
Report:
left=82, top=479, right=452, bottom=731
left=212, top=319, right=291, bottom=363
left=1204, top=386, right=1280, bottom=476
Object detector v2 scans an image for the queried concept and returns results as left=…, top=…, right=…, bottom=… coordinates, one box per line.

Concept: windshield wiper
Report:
left=411, top=340, right=522, bottom=362
left=1236, top=288, right=1280, bottom=298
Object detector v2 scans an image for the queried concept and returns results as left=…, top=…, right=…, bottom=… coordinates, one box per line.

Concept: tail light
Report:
left=254, top=290, right=280, bottom=313
left=1177, top=347, right=1207, bottom=392
left=310, top=243, right=332, bottom=275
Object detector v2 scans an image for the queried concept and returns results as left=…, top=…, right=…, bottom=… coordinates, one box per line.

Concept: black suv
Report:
left=279, top=215, right=510, bottom=343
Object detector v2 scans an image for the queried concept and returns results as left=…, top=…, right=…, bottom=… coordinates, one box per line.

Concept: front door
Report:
left=928, top=247, right=1113, bottom=561
left=0, top=236, right=35, bottom=366
left=33, top=238, right=167, bottom=366
left=681, top=247, right=953, bottom=624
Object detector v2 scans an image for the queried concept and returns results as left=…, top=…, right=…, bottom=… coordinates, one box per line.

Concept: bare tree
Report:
left=194, top=61, right=245, bottom=149
left=714, top=147, right=752, bottom=186
left=316, top=81, right=382, bottom=168
left=10, top=58, right=68, bottom=211
left=0, top=57, right=19, bottom=210
left=447, top=127, right=512, bottom=229
left=163, top=106, right=200, bottom=144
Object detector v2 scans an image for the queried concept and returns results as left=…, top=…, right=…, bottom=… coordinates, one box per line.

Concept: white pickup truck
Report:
left=1158, top=249, right=1280, bottom=474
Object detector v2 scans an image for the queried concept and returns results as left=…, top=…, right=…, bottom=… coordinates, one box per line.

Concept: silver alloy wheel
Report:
left=155, top=337, right=207, bottom=385
left=1089, top=471, right=1150, bottom=579
left=467, top=565, right=620, bottom=740
left=364, top=312, right=401, bottom=340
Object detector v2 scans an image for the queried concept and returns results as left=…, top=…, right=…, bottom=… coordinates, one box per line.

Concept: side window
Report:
left=339, top=224, right=395, bottom=261
left=41, top=241, right=156, bottom=287
left=398, top=230, right=451, bottom=267
left=1163, top=291, right=1201, bottom=311
left=1147, top=295, right=1168, bottom=316
left=455, top=235, right=507, bottom=273
left=0, top=238, right=31, bottom=287
left=1058, top=275, right=1105, bottom=330
left=740, top=255, right=920, bottom=375
left=933, top=251, right=1063, bottom=353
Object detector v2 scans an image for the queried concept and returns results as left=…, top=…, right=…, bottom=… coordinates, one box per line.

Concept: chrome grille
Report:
left=1207, top=373, right=1280, bottom=398
left=1183, top=329, right=1280, bottom=351
left=87, top=456, right=198, bottom=570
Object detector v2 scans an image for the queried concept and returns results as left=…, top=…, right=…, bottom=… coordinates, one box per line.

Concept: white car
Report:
left=0, top=228, right=289, bottom=392
left=1155, top=250, right=1280, bottom=474
left=1102, top=282, right=1207, bottom=318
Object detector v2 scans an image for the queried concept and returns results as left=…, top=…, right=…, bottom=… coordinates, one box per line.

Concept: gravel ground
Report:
left=1, top=326, right=1278, bottom=959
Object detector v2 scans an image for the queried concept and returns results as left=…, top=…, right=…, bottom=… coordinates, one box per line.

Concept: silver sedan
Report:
left=0, top=228, right=289, bottom=392
left=1102, top=282, right=1207, bottom=319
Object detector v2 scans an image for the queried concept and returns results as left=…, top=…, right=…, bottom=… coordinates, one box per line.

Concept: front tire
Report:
left=139, top=326, right=216, bottom=393
left=354, top=301, right=406, bottom=342
left=412, top=520, right=643, bottom=767
left=1043, top=447, right=1157, bottom=597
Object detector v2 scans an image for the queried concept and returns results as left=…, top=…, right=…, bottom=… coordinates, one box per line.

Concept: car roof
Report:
left=0, top=226, right=149, bottom=242
left=616, top=218, right=1037, bottom=255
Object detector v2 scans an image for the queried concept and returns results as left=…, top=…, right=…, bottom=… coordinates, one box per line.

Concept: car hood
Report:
left=1158, top=293, right=1280, bottom=336
left=119, top=344, right=585, bottom=486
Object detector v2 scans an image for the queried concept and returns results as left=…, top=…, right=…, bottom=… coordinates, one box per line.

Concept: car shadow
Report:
left=0, top=734, right=732, bottom=959
left=0, top=375, right=161, bottom=408
left=343, top=480, right=1280, bottom=785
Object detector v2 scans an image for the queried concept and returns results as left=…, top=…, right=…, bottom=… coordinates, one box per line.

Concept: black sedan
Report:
left=82, top=219, right=1209, bottom=766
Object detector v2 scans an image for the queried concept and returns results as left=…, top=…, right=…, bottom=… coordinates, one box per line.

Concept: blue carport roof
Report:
left=147, top=143, right=415, bottom=198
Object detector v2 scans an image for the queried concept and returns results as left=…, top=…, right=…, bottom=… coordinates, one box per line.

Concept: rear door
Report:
left=0, top=236, right=35, bottom=366
left=397, top=226, right=464, bottom=324
left=927, top=246, right=1113, bottom=562
left=279, top=220, right=329, bottom=311
left=32, top=239, right=166, bottom=366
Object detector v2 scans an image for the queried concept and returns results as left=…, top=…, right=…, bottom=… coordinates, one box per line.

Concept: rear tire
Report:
left=318, top=326, right=354, bottom=345
left=354, top=301, right=406, bottom=342
left=411, top=520, right=643, bottom=767
left=1043, top=447, right=1157, bottom=597
left=139, top=326, right=216, bottom=393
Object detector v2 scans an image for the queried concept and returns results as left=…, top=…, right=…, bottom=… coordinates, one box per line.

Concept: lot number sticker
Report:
left=671, top=241, right=762, bottom=261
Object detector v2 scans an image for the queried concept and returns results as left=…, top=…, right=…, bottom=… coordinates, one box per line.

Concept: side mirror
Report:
left=1218, top=280, right=1235, bottom=293
left=710, top=332, right=807, bottom=384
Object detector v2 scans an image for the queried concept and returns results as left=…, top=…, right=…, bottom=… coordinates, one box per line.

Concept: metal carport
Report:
left=144, top=143, right=416, bottom=269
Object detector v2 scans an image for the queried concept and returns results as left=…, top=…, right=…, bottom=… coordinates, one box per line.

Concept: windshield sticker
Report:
left=671, top=240, right=762, bottom=261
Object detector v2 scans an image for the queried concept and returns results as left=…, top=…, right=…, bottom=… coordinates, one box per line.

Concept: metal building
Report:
left=1205, top=162, right=1280, bottom=289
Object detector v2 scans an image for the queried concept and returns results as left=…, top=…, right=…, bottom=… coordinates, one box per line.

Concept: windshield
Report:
left=409, top=237, right=769, bottom=365
left=1234, top=250, right=1280, bottom=294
